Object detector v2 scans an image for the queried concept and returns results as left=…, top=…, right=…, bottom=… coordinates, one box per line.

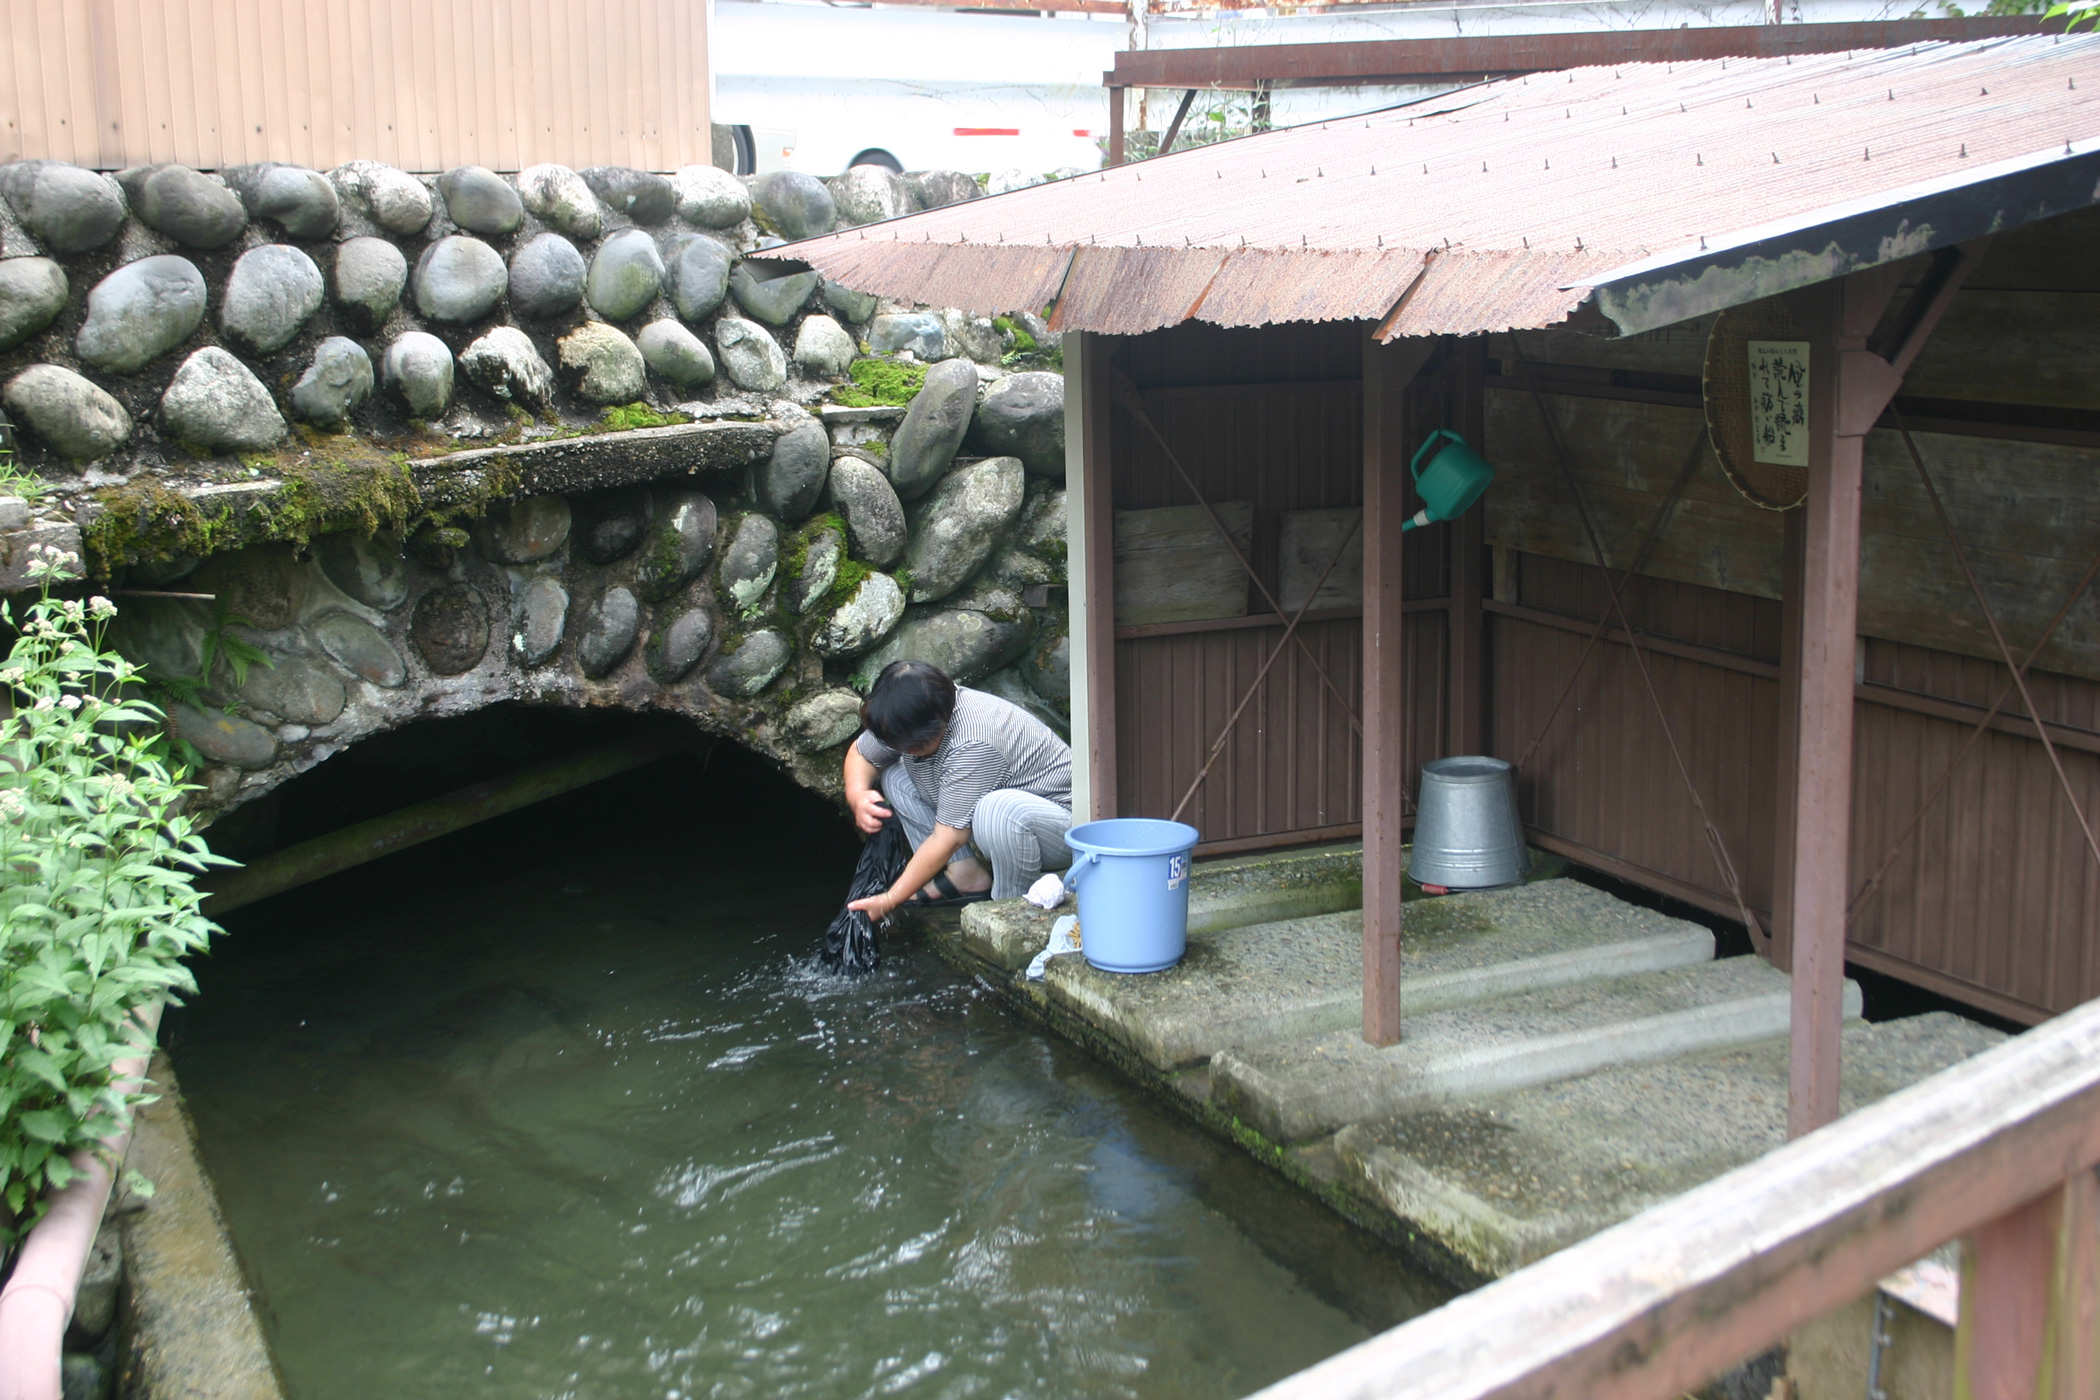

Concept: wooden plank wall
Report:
left=0, top=0, right=711, bottom=172
left=1482, top=205, right=2100, bottom=1023
left=1108, top=320, right=1452, bottom=852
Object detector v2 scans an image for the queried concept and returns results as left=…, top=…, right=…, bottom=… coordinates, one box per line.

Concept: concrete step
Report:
left=1207, top=956, right=1863, bottom=1142
left=1329, top=1012, right=2004, bottom=1279
left=1042, top=878, right=1716, bottom=1072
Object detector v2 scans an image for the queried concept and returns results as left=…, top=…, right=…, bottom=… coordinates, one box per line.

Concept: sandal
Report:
left=907, top=869, right=992, bottom=908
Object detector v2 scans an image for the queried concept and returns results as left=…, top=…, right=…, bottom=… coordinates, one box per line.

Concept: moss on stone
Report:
left=598, top=402, right=689, bottom=432
left=821, top=555, right=871, bottom=613
left=993, top=316, right=1036, bottom=353
left=83, top=431, right=515, bottom=572
left=829, top=357, right=927, bottom=409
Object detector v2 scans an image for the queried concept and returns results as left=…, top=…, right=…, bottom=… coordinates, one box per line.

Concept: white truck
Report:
left=713, top=0, right=1121, bottom=178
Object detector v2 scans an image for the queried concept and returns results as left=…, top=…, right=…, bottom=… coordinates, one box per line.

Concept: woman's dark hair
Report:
left=861, top=661, right=957, bottom=750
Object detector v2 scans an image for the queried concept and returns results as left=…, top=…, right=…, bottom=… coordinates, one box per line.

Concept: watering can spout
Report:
left=1401, top=430, right=1495, bottom=532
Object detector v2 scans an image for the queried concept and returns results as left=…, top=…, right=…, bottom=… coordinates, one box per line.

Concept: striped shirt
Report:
left=856, top=687, right=1072, bottom=830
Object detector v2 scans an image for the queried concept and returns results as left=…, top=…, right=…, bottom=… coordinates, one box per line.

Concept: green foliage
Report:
left=146, top=598, right=273, bottom=711
left=0, top=432, right=47, bottom=501
left=1106, top=87, right=1267, bottom=166
left=830, top=358, right=930, bottom=409
left=2046, top=0, right=2095, bottom=24
left=0, top=543, right=225, bottom=1241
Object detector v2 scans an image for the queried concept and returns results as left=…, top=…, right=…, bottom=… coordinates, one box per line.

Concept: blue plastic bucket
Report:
left=1062, top=818, right=1201, bottom=974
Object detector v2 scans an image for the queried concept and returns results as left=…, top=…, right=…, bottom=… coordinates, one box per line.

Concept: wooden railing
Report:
left=1249, top=997, right=2100, bottom=1400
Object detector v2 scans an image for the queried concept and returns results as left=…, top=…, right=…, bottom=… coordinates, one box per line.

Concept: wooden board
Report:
left=1896, top=289, right=2100, bottom=412
left=1113, top=501, right=1255, bottom=627
left=1278, top=507, right=1364, bottom=614
left=1482, top=388, right=2100, bottom=681
left=1493, top=317, right=1718, bottom=379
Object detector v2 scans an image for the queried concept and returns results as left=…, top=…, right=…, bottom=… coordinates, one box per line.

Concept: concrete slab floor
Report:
left=1211, top=955, right=1860, bottom=1142
left=1331, top=1013, right=2005, bottom=1280
left=908, top=849, right=2007, bottom=1314
left=1044, top=877, right=1716, bottom=1075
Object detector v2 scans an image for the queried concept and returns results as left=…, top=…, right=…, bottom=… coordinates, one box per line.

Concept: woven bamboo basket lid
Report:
left=1704, top=299, right=1809, bottom=511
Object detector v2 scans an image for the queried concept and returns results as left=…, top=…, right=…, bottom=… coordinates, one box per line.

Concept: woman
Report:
left=844, top=660, right=1072, bottom=916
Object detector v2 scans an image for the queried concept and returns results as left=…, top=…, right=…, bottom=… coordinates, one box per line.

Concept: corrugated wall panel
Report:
left=1109, top=321, right=1451, bottom=848
left=1850, top=668, right=2100, bottom=1022
left=1494, top=550, right=2100, bottom=1024
left=1490, top=552, right=1784, bottom=914
left=0, top=0, right=710, bottom=171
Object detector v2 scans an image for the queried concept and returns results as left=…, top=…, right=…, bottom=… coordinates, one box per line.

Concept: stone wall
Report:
left=0, top=156, right=1068, bottom=815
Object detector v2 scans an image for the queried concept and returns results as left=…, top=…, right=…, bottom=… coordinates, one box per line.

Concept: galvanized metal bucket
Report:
left=1408, top=756, right=1528, bottom=889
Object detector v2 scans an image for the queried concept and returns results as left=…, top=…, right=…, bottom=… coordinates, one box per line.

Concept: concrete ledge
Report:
left=1185, top=841, right=1366, bottom=936
left=408, top=419, right=776, bottom=501
left=116, top=1053, right=283, bottom=1400
left=1041, top=878, right=1717, bottom=1074
left=1329, top=1013, right=2004, bottom=1279
left=1209, top=958, right=1861, bottom=1142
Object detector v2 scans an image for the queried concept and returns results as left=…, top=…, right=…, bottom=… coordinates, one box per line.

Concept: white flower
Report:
left=88, top=597, right=116, bottom=619
left=32, top=696, right=53, bottom=711
left=57, top=694, right=81, bottom=711
left=0, top=668, right=24, bottom=685
left=0, top=788, right=25, bottom=817
left=60, top=600, right=83, bottom=623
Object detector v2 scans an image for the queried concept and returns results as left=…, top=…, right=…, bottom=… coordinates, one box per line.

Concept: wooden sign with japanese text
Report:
left=1748, top=341, right=1810, bottom=467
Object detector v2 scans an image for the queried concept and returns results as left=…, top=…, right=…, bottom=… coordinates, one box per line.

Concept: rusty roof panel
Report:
left=1049, top=246, right=1230, bottom=334
left=1197, top=248, right=1429, bottom=327
left=1386, top=249, right=1610, bottom=338
left=777, top=241, right=1071, bottom=319
left=785, top=35, right=2100, bottom=338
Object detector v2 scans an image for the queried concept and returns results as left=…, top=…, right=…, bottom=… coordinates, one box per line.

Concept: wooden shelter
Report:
left=780, top=33, right=2100, bottom=1135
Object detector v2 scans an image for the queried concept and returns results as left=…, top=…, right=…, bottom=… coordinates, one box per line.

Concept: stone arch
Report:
left=104, top=460, right=1068, bottom=824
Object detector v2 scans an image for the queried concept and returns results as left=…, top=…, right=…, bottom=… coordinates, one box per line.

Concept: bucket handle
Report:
left=1408, top=428, right=1461, bottom=484
left=1061, top=851, right=1101, bottom=893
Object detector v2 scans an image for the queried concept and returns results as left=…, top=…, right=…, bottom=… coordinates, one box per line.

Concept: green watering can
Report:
left=1401, top=429, right=1495, bottom=532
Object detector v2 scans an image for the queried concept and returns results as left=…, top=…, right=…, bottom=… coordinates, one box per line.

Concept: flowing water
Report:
left=174, top=743, right=1446, bottom=1400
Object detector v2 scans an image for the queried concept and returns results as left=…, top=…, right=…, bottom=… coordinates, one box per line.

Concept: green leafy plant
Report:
left=0, top=542, right=226, bottom=1241
left=146, top=599, right=273, bottom=710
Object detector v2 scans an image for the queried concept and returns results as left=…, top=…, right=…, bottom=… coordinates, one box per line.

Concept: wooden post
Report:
left=1958, top=1169, right=2100, bottom=1399
left=1783, top=270, right=1902, bottom=1138
left=1077, top=332, right=1120, bottom=820
left=1771, top=507, right=1806, bottom=972
left=1107, top=86, right=1126, bottom=167
left=1448, top=337, right=1488, bottom=757
left=1363, top=331, right=1411, bottom=1045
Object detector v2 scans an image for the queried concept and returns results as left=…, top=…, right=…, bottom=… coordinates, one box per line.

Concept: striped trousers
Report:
left=878, top=765, right=1073, bottom=900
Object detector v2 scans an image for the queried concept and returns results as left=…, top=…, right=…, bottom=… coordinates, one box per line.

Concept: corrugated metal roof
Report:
left=782, top=35, right=2100, bottom=338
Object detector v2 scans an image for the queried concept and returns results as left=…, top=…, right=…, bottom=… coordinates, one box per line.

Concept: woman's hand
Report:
left=848, top=889, right=900, bottom=919
left=849, top=786, right=891, bottom=835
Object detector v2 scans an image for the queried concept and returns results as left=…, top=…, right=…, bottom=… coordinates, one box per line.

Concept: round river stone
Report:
left=411, top=584, right=492, bottom=675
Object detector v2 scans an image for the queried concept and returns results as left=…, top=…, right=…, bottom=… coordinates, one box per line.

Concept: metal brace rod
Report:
left=1893, top=410, right=2100, bottom=875
left=1513, top=422, right=1711, bottom=776
left=1170, top=511, right=1363, bottom=823
left=1512, top=338, right=1768, bottom=952
left=1850, top=545, right=2100, bottom=918
left=1158, top=88, right=1199, bottom=157
left=1112, top=372, right=1368, bottom=737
